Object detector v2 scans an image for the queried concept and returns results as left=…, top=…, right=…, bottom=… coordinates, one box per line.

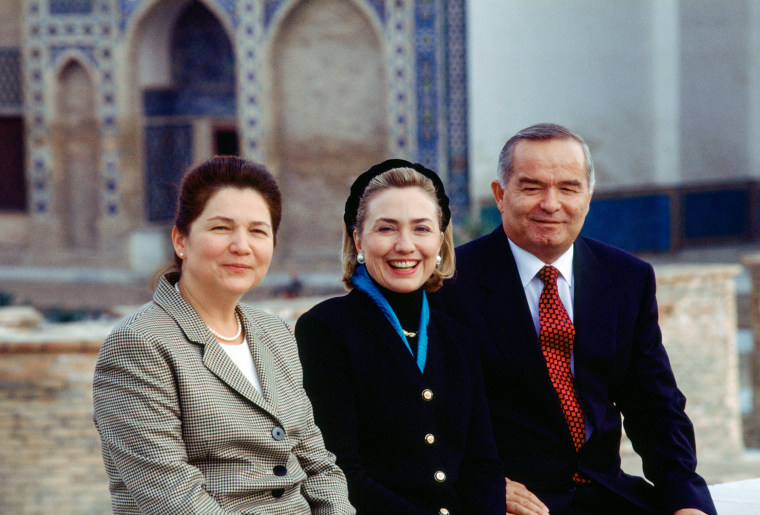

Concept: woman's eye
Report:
left=415, top=226, right=432, bottom=233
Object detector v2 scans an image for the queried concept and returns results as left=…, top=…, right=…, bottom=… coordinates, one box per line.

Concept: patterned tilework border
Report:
left=0, top=49, right=23, bottom=108
left=414, top=0, right=439, bottom=172
left=385, top=0, right=416, bottom=161
left=238, top=0, right=264, bottom=161
left=444, top=0, right=469, bottom=218
left=49, top=0, right=94, bottom=15
left=24, top=0, right=121, bottom=216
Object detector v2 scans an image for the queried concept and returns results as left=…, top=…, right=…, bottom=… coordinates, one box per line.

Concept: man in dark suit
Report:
left=439, top=123, right=716, bottom=514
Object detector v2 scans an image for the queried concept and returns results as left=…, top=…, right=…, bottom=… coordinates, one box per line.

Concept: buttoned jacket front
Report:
left=437, top=228, right=716, bottom=514
left=93, top=275, right=354, bottom=515
left=295, top=289, right=506, bottom=515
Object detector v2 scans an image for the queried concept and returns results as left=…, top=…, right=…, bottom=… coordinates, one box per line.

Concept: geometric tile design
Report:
left=144, top=122, right=193, bottom=222
left=0, top=49, right=22, bottom=108
left=49, top=0, right=93, bottom=15
left=22, top=0, right=472, bottom=220
left=444, top=0, right=470, bottom=219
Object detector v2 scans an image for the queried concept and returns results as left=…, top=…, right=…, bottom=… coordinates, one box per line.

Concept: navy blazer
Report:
left=437, top=228, right=716, bottom=514
left=295, top=288, right=506, bottom=515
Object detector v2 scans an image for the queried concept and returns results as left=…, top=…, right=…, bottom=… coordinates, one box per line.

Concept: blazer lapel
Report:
left=572, top=237, right=617, bottom=436
left=241, top=312, right=281, bottom=415
left=477, top=229, right=548, bottom=376
left=153, top=279, right=279, bottom=417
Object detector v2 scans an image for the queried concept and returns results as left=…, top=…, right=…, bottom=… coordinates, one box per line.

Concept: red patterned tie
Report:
left=537, top=265, right=590, bottom=484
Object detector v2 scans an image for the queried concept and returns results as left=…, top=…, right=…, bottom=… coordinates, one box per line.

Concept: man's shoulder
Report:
left=577, top=235, right=651, bottom=271
left=456, top=227, right=505, bottom=266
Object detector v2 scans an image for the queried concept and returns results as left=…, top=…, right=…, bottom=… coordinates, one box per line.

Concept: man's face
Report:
left=492, top=138, right=593, bottom=263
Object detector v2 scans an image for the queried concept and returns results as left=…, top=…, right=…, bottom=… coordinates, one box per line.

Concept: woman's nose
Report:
left=395, top=229, right=415, bottom=252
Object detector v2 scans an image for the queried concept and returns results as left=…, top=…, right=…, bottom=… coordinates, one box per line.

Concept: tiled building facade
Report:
left=0, top=0, right=468, bottom=273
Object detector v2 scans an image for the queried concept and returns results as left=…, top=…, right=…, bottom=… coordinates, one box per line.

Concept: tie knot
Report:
left=538, top=265, right=559, bottom=286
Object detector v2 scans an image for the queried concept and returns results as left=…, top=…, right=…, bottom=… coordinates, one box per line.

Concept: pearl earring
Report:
left=436, top=254, right=442, bottom=266
left=357, top=252, right=365, bottom=264
left=179, top=252, right=184, bottom=258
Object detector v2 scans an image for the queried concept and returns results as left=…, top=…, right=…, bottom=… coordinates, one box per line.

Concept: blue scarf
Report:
left=352, top=265, right=429, bottom=373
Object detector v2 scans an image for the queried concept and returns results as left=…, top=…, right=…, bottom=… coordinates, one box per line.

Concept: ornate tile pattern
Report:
left=445, top=0, right=469, bottom=219
left=20, top=0, right=470, bottom=220
left=0, top=49, right=22, bottom=108
left=49, top=0, right=94, bottom=15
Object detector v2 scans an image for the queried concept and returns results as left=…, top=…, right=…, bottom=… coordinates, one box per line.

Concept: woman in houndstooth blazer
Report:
left=93, top=156, right=354, bottom=515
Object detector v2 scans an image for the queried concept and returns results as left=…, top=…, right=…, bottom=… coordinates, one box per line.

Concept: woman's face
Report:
left=173, top=187, right=274, bottom=301
left=354, top=187, right=443, bottom=293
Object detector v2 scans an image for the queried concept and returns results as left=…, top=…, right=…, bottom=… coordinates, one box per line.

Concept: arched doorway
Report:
left=56, top=60, right=99, bottom=249
left=138, top=0, right=237, bottom=222
left=271, top=0, right=388, bottom=271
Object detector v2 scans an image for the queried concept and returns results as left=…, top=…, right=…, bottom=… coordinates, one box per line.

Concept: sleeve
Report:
left=454, top=336, right=508, bottom=514
left=271, top=319, right=356, bottom=515
left=92, top=326, right=237, bottom=515
left=616, top=265, right=717, bottom=515
left=295, top=311, right=428, bottom=515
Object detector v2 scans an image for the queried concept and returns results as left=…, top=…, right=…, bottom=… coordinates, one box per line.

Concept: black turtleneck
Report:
left=370, top=276, right=424, bottom=356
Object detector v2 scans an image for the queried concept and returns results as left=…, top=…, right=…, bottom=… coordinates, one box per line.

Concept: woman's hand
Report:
left=505, top=477, right=550, bottom=515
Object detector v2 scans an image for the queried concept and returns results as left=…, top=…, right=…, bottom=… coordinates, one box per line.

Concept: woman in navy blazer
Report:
left=295, top=160, right=506, bottom=515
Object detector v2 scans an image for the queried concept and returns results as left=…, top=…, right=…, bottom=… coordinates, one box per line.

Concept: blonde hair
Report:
left=341, top=167, right=455, bottom=291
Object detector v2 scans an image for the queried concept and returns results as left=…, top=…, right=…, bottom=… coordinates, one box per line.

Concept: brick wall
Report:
left=0, top=341, right=110, bottom=515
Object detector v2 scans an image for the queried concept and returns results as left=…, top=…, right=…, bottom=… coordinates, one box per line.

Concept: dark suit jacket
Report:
left=93, top=275, right=354, bottom=515
left=437, top=228, right=716, bottom=514
left=295, top=289, right=506, bottom=515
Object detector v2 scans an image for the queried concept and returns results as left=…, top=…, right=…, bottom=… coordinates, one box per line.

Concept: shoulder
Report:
left=577, top=236, right=653, bottom=276
left=456, top=227, right=502, bottom=263
left=297, top=290, right=370, bottom=325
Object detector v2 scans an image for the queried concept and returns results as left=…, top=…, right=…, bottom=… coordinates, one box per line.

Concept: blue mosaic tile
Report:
left=414, top=0, right=439, bottom=171
left=0, top=49, right=22, bottom=108
left=50, top=0, right=93, bottom=15
left=264, top=0, right=284, bottom=28
left=444, top=0, right=469, bottom=218
left=145, top=123, right=192, bottom=222
left=682, top=188, right=751, bottom=241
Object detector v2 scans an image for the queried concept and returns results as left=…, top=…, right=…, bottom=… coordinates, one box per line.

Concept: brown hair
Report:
left=341, top=167, right=455, bottom=292
left=155, top=156, right=282, bottom=285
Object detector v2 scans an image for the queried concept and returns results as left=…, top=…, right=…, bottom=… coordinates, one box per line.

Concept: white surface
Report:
left=709, top=478, right=760, bottom=515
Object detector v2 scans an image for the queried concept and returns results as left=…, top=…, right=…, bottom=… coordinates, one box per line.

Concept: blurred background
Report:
left=2, top=1, right=760, bottom=513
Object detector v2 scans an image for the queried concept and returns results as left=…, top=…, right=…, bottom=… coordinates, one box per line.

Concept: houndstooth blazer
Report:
left=93, top=274, right=355, bottom=515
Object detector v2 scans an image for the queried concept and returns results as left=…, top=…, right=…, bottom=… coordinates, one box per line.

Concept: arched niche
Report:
left=270, top=0, right=388, bottom=270
left=54, top=59, right=99, bottom=249
left=130, top=0, right=238, bottom=222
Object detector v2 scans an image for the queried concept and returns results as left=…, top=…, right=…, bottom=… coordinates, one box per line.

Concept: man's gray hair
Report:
left=496, top=123, right=595, bottom=189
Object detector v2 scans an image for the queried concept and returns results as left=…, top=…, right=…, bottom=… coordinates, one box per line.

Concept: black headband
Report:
left=343, top=159, right=451, bottom=232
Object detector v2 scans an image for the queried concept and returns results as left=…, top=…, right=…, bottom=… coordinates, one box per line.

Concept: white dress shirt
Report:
left=507, top=238, right=575, bottom=337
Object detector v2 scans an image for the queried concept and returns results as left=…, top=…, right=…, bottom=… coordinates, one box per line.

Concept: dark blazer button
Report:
left=424, top=433, right=435, bottom=445
left=421, top=389, right=434, bottom=401
left=272, top=488, right=284, bottom=498
left=439, top=509, right=450, bottom=515
left=271, top=426, right=285, bottom=440
left=434, top=470, right=446, bottom=482
left=273, top=465, right=287, bottom=476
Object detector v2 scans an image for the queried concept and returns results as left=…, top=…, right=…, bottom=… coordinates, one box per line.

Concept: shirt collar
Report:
left=507, top=238, right=575, bottom=287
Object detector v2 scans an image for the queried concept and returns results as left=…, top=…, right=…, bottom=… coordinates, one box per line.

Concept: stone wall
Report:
left=0, top=340, right=110, bottom=515
left=621, top=264, right=744, bottom=463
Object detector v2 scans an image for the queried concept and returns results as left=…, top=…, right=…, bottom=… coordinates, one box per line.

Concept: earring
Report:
left=178, top=252, right=184, bottom=258
left=436, top=254, right=442, bottom=266
left=357, top=252, right=365, bottom=264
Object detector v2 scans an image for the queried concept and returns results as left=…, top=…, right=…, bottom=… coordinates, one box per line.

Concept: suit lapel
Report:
left=477, top=229, right=548, bottom=375
left=572, top=237, right=617, bottom=436
left=242, top=312, right=281, bottom=414
left=153, top=279, right=279, bottom=417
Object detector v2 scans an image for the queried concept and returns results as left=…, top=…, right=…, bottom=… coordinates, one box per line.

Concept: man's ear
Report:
left=491, top=180, right=505, bottom=212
